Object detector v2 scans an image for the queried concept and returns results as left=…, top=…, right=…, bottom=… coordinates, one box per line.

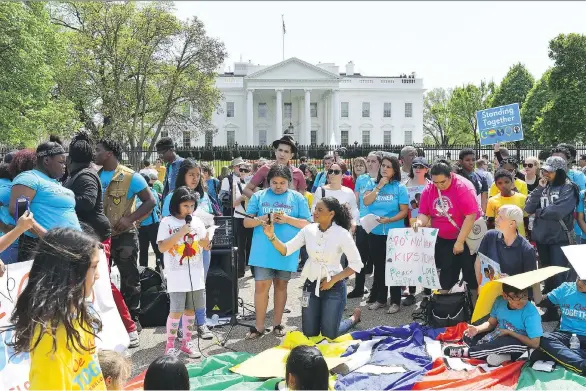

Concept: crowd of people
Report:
left=0, top=132, right=585, bottom=390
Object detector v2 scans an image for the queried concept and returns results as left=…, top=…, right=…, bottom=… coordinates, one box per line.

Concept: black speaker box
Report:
left=206, top=266, right=234, bottom=316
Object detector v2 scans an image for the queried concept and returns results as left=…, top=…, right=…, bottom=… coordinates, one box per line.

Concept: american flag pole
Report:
left=282, top=14, right=285, bottom=61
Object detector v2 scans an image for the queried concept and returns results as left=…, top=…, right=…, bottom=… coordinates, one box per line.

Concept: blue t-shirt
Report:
left=246, top=189, right=311, bottom=272
left=207, top=178, right=220, bottom=202
left=576, top=190, right=586, bottom=239
left=490, top=296, right=543, bottom=339
left=99, top=170, right=148, bottom=200
left=311, top=171, right=327, bottom=193
left=165, top=157, right=185, bottom=196
left=0, top=178, right=15, bottom=240
left=569, top=170, right=586, bottom=237
left=355, top=174, right=375, bottom=219
left=368, top=180, right=409, bottom=236
left=13, top=169, right=81, bottom=237
left=138, top=188, right=161, bottom=227
left=548, top=282, right=586, bottom=336
left=162, top=190, right=213, bottom=217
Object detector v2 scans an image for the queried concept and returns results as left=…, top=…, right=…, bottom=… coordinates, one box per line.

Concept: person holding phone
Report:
left=0, top=211, right=36, bottom=274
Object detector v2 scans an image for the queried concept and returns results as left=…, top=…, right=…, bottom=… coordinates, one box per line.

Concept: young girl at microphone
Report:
left=157, top=186, right=211, bottom=358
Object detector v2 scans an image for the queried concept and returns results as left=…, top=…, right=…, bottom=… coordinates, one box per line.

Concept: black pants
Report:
left=531, top=331, right=586, bottom=375
left=111, top=231, right=141, bottom=319
left=368, top=233, right=401, bottom=305
left=17, top=234, right=39, bottom=262
left=466, top=333, right=528, bottom=360
left=138, top=223, right=162, bottom=268
left=535, top=242, right=572, bottom=294
left=234, top=218, right=252, bottom=274
left=353, top=226, right=371, bottom=292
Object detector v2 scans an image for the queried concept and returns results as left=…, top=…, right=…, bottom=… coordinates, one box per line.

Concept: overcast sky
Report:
left=174, top=1, right=586, bottom=91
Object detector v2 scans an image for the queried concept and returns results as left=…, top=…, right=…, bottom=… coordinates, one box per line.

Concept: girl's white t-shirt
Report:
left=312, top=186, right=359, bottom=224
left=157, top=215, right=207, bottom=293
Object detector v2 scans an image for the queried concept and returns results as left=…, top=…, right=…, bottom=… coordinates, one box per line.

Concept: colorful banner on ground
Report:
left=385, top=228, right=441, bottom=289
left=477, top=103, right=523, bottom=146
left=0, top=251, right=129, bottom=389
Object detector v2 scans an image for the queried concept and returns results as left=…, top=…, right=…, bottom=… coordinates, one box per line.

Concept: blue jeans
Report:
left=302, top=279, right=353, bottom=339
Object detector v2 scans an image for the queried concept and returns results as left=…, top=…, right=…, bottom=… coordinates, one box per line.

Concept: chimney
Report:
left=345, top=61, right=355, bottom=76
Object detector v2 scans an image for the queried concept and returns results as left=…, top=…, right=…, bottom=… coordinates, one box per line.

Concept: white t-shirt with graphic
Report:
left=157, top=215, right=207, bottom=293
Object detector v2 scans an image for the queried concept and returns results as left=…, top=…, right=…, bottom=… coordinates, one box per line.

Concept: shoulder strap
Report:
left=321, top=186, right=326, bottom=198
left=437, top=187, right=461, bottom=232
left=236, top=180, right=245, bottom=209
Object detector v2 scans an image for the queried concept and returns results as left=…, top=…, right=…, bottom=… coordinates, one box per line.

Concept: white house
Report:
left=178, top=57, right=424, bottom=148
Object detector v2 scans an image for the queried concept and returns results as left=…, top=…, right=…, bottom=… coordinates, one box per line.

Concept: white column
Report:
left=304, top=89, right=311, bottom=146
left=329, top=93, right=335, bottom=144
left=275, top=89, right=283, bottom=139
left=332, top=89, right=340, bottom=145
left=318, top=100, right=324, bottom=145
left=246, top=89, right=254, bottom=145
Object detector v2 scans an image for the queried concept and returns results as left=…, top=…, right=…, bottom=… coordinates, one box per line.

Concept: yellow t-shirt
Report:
left=489, top=178, right=528, bottom=197
left=486, top=192, right=528, bottom=238
left=304, top=191, right=314, bottom=211
left=156, top=166, right=166, bottom=183
left=29, top=322, right=106, bottom=391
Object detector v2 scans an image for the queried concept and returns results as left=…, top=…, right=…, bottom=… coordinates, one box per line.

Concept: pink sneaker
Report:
left=180, top=342, right=202, bottom=359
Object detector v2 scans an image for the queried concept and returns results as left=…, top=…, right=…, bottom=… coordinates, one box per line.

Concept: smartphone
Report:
left=15, top=196, right=29, bottom=221
left=267, top=213, right=272, bottom=225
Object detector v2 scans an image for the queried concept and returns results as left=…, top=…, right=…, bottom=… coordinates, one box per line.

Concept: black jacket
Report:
left=64, top=165, right=112, bottom=242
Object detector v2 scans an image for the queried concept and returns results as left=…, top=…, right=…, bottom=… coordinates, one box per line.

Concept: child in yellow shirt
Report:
left=487, top=169, right=529, bottom=237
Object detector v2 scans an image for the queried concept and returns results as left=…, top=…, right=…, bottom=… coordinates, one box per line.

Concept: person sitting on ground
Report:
left=10, top=228, right=106, bottom=390
left=143, top=355, right=190, bottom=391
left=444, top=283, right=542, bottom=367
left=285, top=345, right=329, bottom=390
left=531, top=277, right=586, bottom=376
left=486, top=170, right=529, bottom=238
left=98, top=350, right=131, bottom=390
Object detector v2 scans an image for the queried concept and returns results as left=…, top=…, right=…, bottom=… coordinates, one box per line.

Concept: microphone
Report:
left=185, top=215, right=192, bottom=224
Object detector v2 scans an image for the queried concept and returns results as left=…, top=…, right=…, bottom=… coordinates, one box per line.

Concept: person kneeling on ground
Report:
left=531, top=277, right=586, bottom=376
left=285, top=345, right=329, bottom=390
left=444, top=283, right=542, bottom=367
left=263, top=197, right=362, bottom=339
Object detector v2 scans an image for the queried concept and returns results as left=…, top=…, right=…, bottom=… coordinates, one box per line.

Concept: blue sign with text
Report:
left=476, top=103, right=523, bottom=146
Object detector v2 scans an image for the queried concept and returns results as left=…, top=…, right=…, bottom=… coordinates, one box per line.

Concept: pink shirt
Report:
left=419, top=173, right=480, bottom=240
left=250, top=163, right=307, bottom=193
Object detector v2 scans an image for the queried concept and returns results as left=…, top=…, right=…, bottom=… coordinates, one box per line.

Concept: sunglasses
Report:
left=328, top=169, right=342, bottom=175
left=523, top=163, right=534, bottom=168
left=413, top=164, right=428, bottom=169
left=239, top=168, right=250, bottom=173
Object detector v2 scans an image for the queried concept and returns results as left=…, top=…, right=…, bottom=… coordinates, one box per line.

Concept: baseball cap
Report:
left=541, top=156, right=567, bottom=173
left=412, top=157, right=430, bottom=168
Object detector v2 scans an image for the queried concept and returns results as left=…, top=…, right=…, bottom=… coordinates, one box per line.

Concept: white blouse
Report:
left=312, top=186, right=359, bottom=224
left=285, top=223, right=363, bottom=296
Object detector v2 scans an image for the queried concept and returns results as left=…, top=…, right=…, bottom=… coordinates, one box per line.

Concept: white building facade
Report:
left=186, top=58, right=424, bottom=148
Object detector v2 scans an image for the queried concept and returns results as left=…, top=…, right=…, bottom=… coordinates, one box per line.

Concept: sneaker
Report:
left=347, top=288, right=365, bottom=299
left=368, top=302, right=386, bottom=310
left=197, top=324, right=213, bottom=340
left=134, top=320, right=143, bottom=333
left=443, top=346, right=465, bottom=358
left=402, top=294, right=416, bottom=307
left=180, top=342, right=202, bottom=359
left=128, top=331, right=140, bottom=348
left=387, top=304, right=400, bottom=314
left=487, top=353, right=512, bottom=367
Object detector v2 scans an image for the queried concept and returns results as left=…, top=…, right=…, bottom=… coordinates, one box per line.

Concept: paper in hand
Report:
left=207, top=225, right=218, bottom=241
left=359, top=214, right=380, bottom=234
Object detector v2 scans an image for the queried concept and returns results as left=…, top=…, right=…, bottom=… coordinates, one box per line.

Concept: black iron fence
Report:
left=0, top=143, right=577, bottom=175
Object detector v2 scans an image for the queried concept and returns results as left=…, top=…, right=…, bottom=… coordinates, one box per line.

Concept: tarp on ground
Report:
left=516, top=363, right=586, bottom=390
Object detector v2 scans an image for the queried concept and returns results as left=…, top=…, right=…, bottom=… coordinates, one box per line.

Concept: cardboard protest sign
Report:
left=472, top=266, right=569, bottom=322
left=0, top=251, right=129, bottom=389
left=478, top=253, right=503, bottom=288
left=477, top=103, right=523, bottom=146
left=561, top=245, right=586, bottom=279
left=385, top=228, right=441, bottom=289
left=407, top=185, right=425, bottom=225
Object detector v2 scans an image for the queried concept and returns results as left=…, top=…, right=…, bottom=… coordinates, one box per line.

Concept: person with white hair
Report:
left=475, top=204, right=541, bottom=301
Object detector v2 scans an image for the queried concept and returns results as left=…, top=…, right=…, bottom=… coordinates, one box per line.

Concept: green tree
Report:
left=534, top=34, right=586, bottom=144
left=51, top=2, right=226, bottom=164
left=0, top=2, right=80, bottom=146
left=490, top=63, right=534, bottom=109
left=520, top=69, right=552, bottom=143
left=448, top=81, right=495, bottom=147
left=423, top=88, right=473, bottom=146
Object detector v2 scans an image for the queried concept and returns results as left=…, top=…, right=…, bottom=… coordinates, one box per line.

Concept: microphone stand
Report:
left=220, top=173, right=253, bottom=346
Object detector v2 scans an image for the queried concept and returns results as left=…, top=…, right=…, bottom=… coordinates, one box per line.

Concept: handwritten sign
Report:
left=0, top=251, right=129, bottom=390
left=478, top=252, right=502, bottom=288
left=385, top=228, right=441, bottom=289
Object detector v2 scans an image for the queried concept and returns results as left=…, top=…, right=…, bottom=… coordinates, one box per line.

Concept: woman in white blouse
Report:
left=263, top=196, right=363, bottom=339
left=312, top=163, right=359, bottom=227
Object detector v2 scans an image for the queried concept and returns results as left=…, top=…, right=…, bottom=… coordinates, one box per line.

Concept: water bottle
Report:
left=479, top=329, right=501, bottom=344
left=211, top=314, right=219, bottom=328
left=570, top=334, right=580, bottom=350
left=528, top=216, right=535, bottom=231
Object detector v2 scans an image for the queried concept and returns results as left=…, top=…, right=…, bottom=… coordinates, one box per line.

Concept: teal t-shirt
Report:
left=355, top=174, right=375, bottom=219
left=549, top=282, right=586, bottom=336
left=13, top=169, right=81, bottom=237
left=490, top=297, right=543, bottom=339
left=246, top=189, right=311, bottom=272
left=99, top=170, right=148, bottom=200
left=368, top=180, right=409, bottom=235
left=0, top=178, right=15, bottom=241
left=138, top=188, right=161, bottom=227
left=162, top=191, right=213, bottom=217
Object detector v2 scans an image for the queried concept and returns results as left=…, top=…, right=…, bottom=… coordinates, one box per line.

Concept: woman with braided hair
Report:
left=263, top=196, right=362, bottom=339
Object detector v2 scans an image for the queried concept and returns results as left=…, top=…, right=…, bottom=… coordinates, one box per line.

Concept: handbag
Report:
left=436, top=187, right=486, bottom=255
left=423, top=280, right=473, bottom=328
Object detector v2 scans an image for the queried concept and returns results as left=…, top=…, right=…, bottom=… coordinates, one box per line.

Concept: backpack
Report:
left=413, top=280, right=473, bottom=328
left=138, top=266, right=170, bottom=327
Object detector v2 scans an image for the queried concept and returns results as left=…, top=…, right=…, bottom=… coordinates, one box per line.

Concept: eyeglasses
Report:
left=328, top=169, right=342, bottom=175
left=506, top=293, right=528, bottom=301
left=523, top=163, right=534, bottom=168
left=239, top=168, right=250, bottom=173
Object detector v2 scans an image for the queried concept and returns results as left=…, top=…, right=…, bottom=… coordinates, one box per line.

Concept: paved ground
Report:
left=127, top=253, right=557, bottom=378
